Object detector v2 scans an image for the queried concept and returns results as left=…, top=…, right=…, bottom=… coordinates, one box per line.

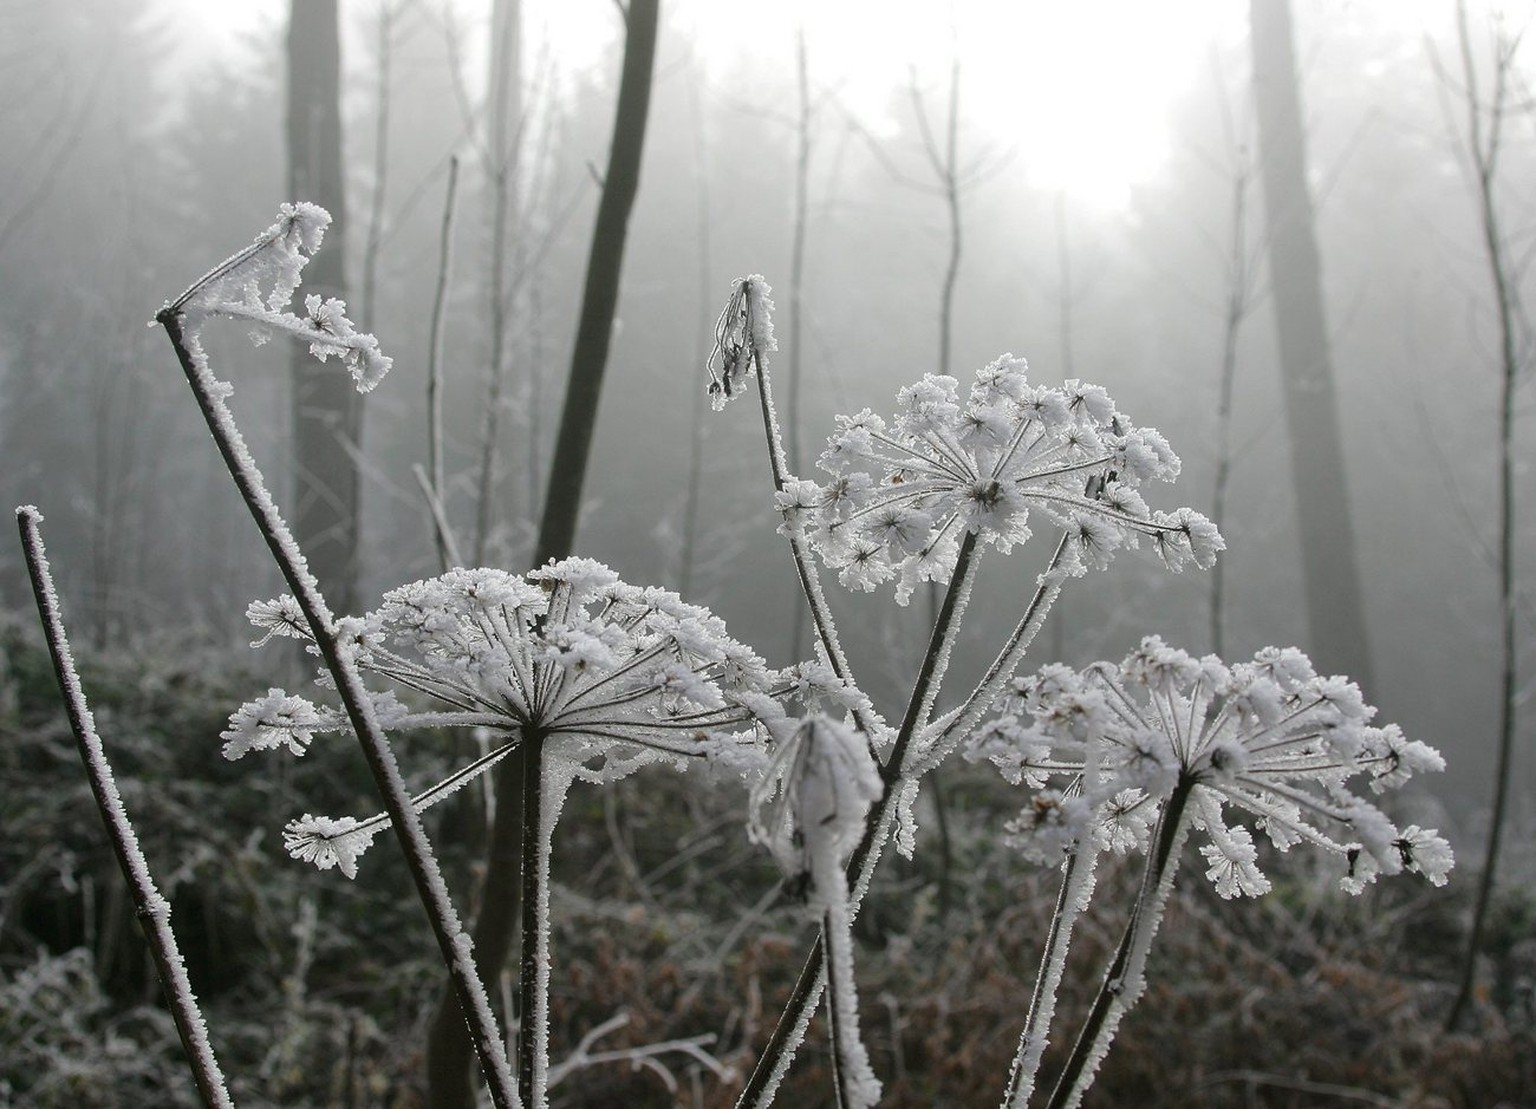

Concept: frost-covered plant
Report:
left=967, top=637, right=1450, bottom=1108
left=152, top=206, right=520, bottom=1108
left=783, top=354, right=1220, bottom=603
left=227, top=562, right=783, bottom=878
left=708, top=275, right=1265, bottom=1108
left=226, top=560, right=802, bottom=1105
left=23, top=206, right=1448, bottom=1109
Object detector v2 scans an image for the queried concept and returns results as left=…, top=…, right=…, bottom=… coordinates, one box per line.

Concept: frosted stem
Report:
left=1045, top=778, right=1194, bottom=1109
left=517, top=733, right=549, bottom=1108
left=738, top=533, right=978, bottom=1106
left=155, top=311, right=521, bottom=1109
left=17, top=507, right=235, bottom=1109
left=822, top=888, right=880, bottom=1109
left=750, top=324, right=864, bottom=725
left=914, top=529, right=1075, bottom=777
left=1001, top=845, right=1100, bottom=1109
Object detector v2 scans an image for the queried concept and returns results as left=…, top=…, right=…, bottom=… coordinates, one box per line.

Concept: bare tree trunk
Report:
left=1445, top=0, right=1524, bottom=1031
left=1248, top=0, right=1373, bottom=687
left=679, top=58, right=712, bottom=599
left=359, top=1, right=397, bottom=335
left=533, top=0, right=658, bottom=566
left=473, top=0, right=524, bottom=565
left=425, top=5, right=659, bottom=1102
left=288, top=0, right=361, bottom=613
left=1211, top=160, right=1256, bottom=659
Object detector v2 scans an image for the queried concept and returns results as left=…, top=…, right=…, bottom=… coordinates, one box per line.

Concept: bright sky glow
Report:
left=673, top=0, right=1249, bottom=211
left=157, top=0, right=1502, bottom=212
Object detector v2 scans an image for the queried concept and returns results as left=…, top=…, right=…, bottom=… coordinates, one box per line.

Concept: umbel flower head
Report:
left=777, top=356, right=1223, bottom=603
left=224, top=558, right=787, bottom=877
left=968, top=636, right=1451, bottom=896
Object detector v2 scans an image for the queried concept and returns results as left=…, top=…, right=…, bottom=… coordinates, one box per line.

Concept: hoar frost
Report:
left=968, top=636, right=1452, bottom=894
left=777, top=355, right=1223, bottom=604
left=226, top=559, right=803, bottom=876
left=163, top=202, right=391, bottom=393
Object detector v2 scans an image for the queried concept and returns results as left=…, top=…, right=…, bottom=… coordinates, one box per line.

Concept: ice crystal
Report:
left=164, top=203, right=391, bottom=393
left=787, top=356, right=1223, bottom=603
left=970, top=636, right=1451, bottom=894
left=229, top=560, right=788, bottom=875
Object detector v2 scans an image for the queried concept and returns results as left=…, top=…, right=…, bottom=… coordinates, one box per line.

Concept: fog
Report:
left=1, top=0, right=1531, bottom=846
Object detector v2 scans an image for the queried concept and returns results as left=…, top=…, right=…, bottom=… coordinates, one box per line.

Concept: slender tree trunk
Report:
left=534, top=0, right=658, bottom=566
left=473, top=0, right=524, bottom=565
left=1211, top=163, right=1253, bottom=659
left=679, top=58, right=712, bottom=598
left=425, top=6, right=660, bottom=1102
left=1249, top=0, right=1372, bottom=687
left=1446, top=0, right=1523, bottom=1031
left=288, top=0, right=361, bottom=613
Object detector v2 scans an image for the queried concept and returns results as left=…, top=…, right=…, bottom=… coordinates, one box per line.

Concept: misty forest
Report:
left=1, top=0, right=1533, bottom=1105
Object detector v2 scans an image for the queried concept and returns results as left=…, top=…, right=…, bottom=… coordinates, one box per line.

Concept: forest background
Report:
left=1, top=0, right=1533, bottom=1105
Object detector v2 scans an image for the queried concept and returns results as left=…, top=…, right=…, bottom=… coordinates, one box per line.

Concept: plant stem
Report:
left=156, top=312, right=520, bottom=1109
left=736, top=533, right=981, bottom=1107
left=1045, top=778, right=1194, bottom=1109
left=913, top=529, right=1074, bottom=777
left=518, top=731, right=546, bottom=1107
left=18, top=507, right=235, bottom=1109
left=750, top=334, right=869, bottom=721
left=1003, top=843, right=1099, bottom=1109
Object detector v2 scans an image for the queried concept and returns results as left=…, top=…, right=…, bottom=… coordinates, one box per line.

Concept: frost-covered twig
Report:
left=17, top=507, right=234, bottom=1109
left=998, top=834, right=1100, bottom=1108
left=547, top=1010, right=734, bottom=1091
left=153, top=209, right=519, bottom=1108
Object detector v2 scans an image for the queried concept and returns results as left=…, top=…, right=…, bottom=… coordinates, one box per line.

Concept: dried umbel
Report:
left=971, top=636, right=1451, bottom=894
left=777, top=356, right=1222, bottom=603
left=226, top=559, right=788, bottom=877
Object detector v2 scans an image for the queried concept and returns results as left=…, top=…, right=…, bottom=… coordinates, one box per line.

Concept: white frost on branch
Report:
left=161, top=202, right=391, bottom=392
left=705, top=274, right=776, bottom=410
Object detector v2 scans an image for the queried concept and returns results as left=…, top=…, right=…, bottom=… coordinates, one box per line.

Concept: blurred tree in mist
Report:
left=288, top=0, right=362, bottom=614
left=1249, top=0, right=1374, bottom=689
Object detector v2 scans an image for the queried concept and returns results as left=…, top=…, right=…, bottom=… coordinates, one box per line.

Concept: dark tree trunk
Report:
left=424, top=4, right=660, bottom=1102
left=534, top=0, right=659, bottom=566
left=287, top=0, right=360, bottom=613
left=1249, top=0, right=1373, bottom=687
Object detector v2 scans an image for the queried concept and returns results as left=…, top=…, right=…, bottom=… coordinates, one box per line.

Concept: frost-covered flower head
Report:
left=163, top=202, right=390, bottom=392
left=747, top=714, right=883, bottom=900
left=969, top=636, right=1451, bottom=896
left=225, top=559, right=787, bottom=876
left=706, top=274, right=777, bottom=410
left=780, top=356, right=1223, bottom=603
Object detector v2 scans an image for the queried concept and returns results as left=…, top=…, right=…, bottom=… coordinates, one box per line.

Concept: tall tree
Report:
left=288, top=0, right=361, bottom=612
left=425, top=3, right=660, bottom=1101
left=1442, top=0, right=1527, bottom=1032
left=1249, top=0, right=1373, bottom=688
left=473, top=0, right=524, bottom=565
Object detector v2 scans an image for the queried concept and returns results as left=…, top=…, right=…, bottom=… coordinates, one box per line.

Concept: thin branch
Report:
left=17, top=507, right=234, bottom=1109
left=153, top=311, right=520, bottom=1108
